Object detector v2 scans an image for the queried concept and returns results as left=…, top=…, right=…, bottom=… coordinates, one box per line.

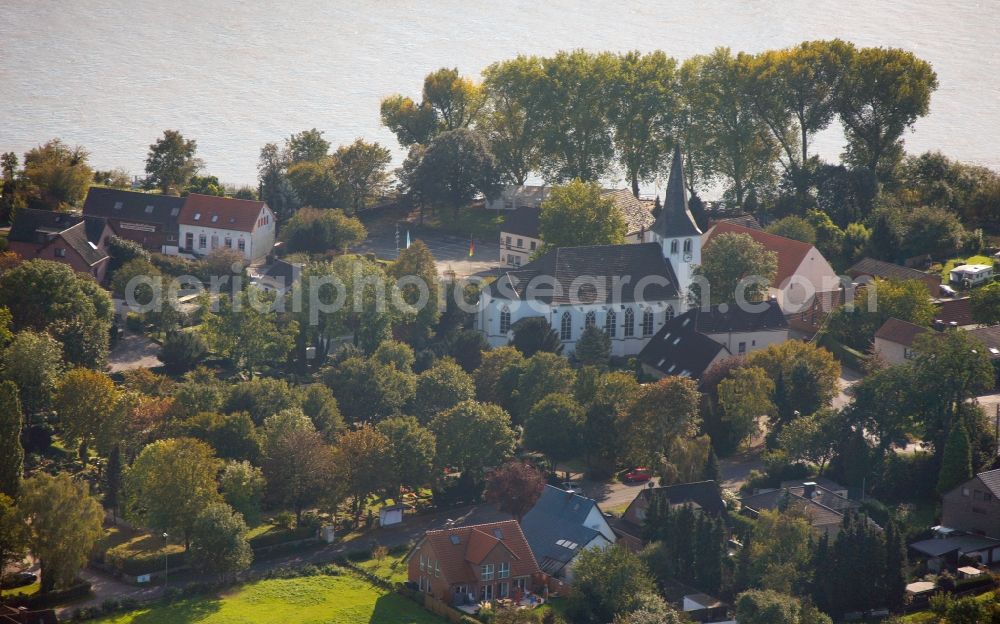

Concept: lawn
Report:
left=91, top=574, right=442, bottom=624
left=418, top=204, right=503, bottom=240
left=354, top=551, right=410, bottom=584
left=0, top=579, right=39, bottom=598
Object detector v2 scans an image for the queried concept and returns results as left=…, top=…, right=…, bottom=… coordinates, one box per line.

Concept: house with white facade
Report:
left=478, top=145, right=699, bottom=356
left=702, top=221, right=840, bottom=314
left=178, top=194, right=275, bottom=261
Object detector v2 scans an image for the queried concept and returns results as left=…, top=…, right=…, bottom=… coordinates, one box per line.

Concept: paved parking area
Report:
left=354, top=230, right=500, bottom=278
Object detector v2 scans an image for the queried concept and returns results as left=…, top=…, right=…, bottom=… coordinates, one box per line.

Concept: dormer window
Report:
left=193, top=212, right=201, bottom=221
left=113, top=201, right=123, bottom=210
left=145, top=205, right=154, bottom=213
left=670, top=240, right=678, bottom=254
left=211, top=215, right=219, bottom=223
left=683, top=239, right=692, bottom=253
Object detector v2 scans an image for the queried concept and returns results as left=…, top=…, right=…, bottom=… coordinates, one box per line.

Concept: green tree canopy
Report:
left=285, top=128, right=331, bottom=164
left=971, top=282, right=1000, bottom=326
left=567, top=545, right=658, bottom=624
left=280, top=207, right=366, bottom=254
left=406, top=128, right=500, bottom=217
left=0, top=382, right=24, bottom=499
left=412, top=358, right=475, bottom=424
left=766, top=216, right=817, bottom=244
left=331, top=139, right=392, bottom=213
left=144, top=130, right=201, bottom=194
left=54, top=367, right=122, bottom=459
left=219, top=460, right=266, bottom=525
left=188, top=501, right=253, bottom=579
left=524, top=393, right=585, bottom=463
left=376, top=415, right=437, bottom=495
left=389, top=239, right=441, bottom=342
left=430, top=400, right=517, bottom=480
left=22, top=138, right=93, bottom=209
left=693, top=232, right=777, bottom=305
left=264, top=426, right=334, bottom=522
left=1, top=330, right=64, bottom=418
left=538, top=179, right=627, bottom=249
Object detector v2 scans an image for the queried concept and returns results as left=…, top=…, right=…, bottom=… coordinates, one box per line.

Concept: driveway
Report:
left=353, top=229, right=499, bottom=278
left=107, top=330, right=162, bottom=372
left=832, top=366, right=862, bottom=410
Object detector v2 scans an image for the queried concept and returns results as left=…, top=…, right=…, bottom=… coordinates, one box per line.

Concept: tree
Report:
left=431, top=401, right=517, bottom=480
left=280, top=207, right=366, bottom=254
left=299, top=384, right=345, bottom=440
left=225, top=377, right=301, bottom=425
left=475, top=346, right=525, bottom=407
left=407, top=128, right=500, bottom=217
left=185, top=174, right=224, bottom=196
left=485, top=460, right=545, bottom=521
left=767, top=216, right=817, bottom=244
left=900, top=205, right=966, bottom=259
left=718, top=366, right=774, bottom=449
left=509, top=317, right=562, bottom=357
left=20, top=472, right=104, bottom=593
left=286, top=159, right=340, bottom=210
left=184, top=411, right=262, bottom=462
left=332, top=139, right=392, bottom=213
left=264, top=427, right=333, bottom=522
left=376, top=416, right=436, bottom=496
left=55, top=368, right=122, bottom=460
left=0, top=382, right=23, bottom=498
left=335, top=424, right=392, bottom=517
left=22, top=139, right=93, bottom=209
left=937, top=421, right=973, bottom=495
left=219, top=460, right=266, bottom=526
left=826, top=277, right=936, bottom=350
left=693, top=233, right=777, bottom=305
left=514, top=352, right=576, bottom=422
left=381, top=68, right=483, bottom=147
left=972, top=282, right=1000, bottom=326
left=1, top=330, right=64, bottom=418
left=324, top=356, right=415, bottom=423
left=583, top=372, right=638, bottom=475
left=837, top=47, right=938, bottom=182
left=285, top=128, right=330, bottom=164
left=608, top=51, right=679, bottom=196
left=0, top=493, right=27, bottom=588
left=389, top=240, right=441, bottom=342
left=481, top=56, right=545, bottom=185
left=144, top=130, right=201, bottom=194
left=574, top=325, right=611, bottom=368
left=524, top=393, right=585, bottom=463
left=778, top=408, right=840, bottom=473
left=380, top=96, right=437, bottom=148
left=538, top=179, right=627, bottom=249
left=106, top=236, right=151, bottom=274
left=412, top=358, right=475, bottom=424
left=748, top=509, right=814, bottom=595
left=126, top=438, right=223, bottom=548
left=568, top=545, right=657, bottom=624
left=747, top=341, right=841, bottom=428
left=201, top=291, right=296, bottom=374
left=160, top=331, right=208, bottom=372
left=622, top=377, right=701, bottom=472
left=257, top=142, right=299, bottom=221
left=188, top=502, right=253, bottom=579
left=735, top=589, right=832, bottom=624
left=0, top=259, right=113, bottom=367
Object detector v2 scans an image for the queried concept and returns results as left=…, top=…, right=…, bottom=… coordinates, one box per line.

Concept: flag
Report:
left=405, top=230, right=411, bottom=249
left=468, top=238, right=475, bottom=257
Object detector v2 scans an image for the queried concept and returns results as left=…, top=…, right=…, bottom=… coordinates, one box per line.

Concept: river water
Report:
left=1, top=0, right=998, bottom=190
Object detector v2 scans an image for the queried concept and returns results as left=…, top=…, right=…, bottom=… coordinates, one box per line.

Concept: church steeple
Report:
left=651, top=144, right=701, bottom=238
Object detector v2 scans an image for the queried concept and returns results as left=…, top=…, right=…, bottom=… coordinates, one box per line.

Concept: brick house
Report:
left=407, top=520, right=541, bottom=607
left=941, top=468, right=1000, bottom=539
left=7, top=208, right=113, bottom=282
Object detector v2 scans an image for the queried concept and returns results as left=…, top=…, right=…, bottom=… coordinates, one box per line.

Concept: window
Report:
left=560, top=312, right=572, bottom=341
left=664, top=305, right=675, bottom=321
left=211, top=235, right=219, bottom=249
left=480, top=584, right=494, bottom=601
left=530, top=241, right=536, bottom=251
left=449, top=535, right=461, bottom=545
left=605, top=309, right=617, bottom=336
left=185, top=232, right=194, bottom=249
left=498, top=582, right=510, bottom=598
left=683, top=238, right=692, bottom=253
left=145, top=205, right=154, bottom=214
left=623, top=308, right=635, bottom=337
left=514, top=578, right=527, bottom=591
left=420, top=554, right=426, bottom=572
left=54, top=248, right=66, bottom=258
left=516, top=238, right=523, bottom=248
left=198, top=234, right=207, bottom=249
left=237, top=238, right=246, bottom=252
left=585, top=311, right=596, bottom=328
left=170, top=207, right=180, bottom=217
left=480, top=564, right=495, bottom=581
left=498, top=562, right=510, bottom=579
left=435, top=560, right=440, bottom=577
left=500, top=306, right=511, bottom=334
left=738, top=341, right=747, bottom=354
left=193, top=212, right=201, bottom=221
left=963, top=488, right=971, bottom=497
left=211, top=214, right=219, bottom=223
left=670, top=240, right=678, bottom=254
left=113, top=201, right=123, bottom=210
left=513, top=256, right=521, bottom=267
left=224, top=236, right=232, bottom=248
left=642, top=309, right=654, bottom=336
left=505, top=236, right=512, bottom=248
left=507, top=255, right=514, bottom=265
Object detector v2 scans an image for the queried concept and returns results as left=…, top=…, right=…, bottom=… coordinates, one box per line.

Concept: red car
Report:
left=624, top=467, right=652, bottom=483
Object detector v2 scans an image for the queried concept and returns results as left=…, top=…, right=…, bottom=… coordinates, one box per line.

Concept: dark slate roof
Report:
left=501, top=205, right=541, bottom=238
left=8, top=208, right=108, bottom=266
left=650, top=144, right=701, bottom=238
left=975, top=468, right=1000, bottom=499
left=966, top=326, right=1000, bottom=359
left=83, top=187, right=184, bottom=227
left=935, top=298, right=974, bottom=328
left=848, top=257, right=938, bottom=284
left=263, top=259, right=302, bottom=283
left=489, top=243, right=679, bottom=304
left=520, top=486, right=606, bottom=576
left=637, top=308, right=729, bottom=379
left=911, top=535, right=1000, bottom=558
left=712, top=214, right=762, bottom=230
left=690, top=299, right=787, bottom=335
left=875, top=318, right=930, bottom=347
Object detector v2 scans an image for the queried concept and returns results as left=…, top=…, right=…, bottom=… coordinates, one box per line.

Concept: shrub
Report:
left=125, top=312, right=144, bottom=332
left=273, top=511, right=295, bottom=530
left=160, top=331, right=207, bottom=371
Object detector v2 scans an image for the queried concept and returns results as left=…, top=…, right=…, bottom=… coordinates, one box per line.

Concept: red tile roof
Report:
left=935, top=297, right=974, bottom=328
left=875, top=317, right=930, bottom=347
left=422, top=520, right=539, bottom=585
left=179, top=194, right=267, bottom=232
left=704, top=221, right=814, bottom=288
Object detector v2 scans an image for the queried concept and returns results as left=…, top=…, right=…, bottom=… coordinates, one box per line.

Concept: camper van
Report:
left=949, top=264, right=994, bottom=288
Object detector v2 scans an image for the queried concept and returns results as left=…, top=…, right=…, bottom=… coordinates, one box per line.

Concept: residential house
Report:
left=478, top=146, right=698, bottom=357
left=638, top=299, right=788, bottom=381
left=82, top=187, right=184, bottom=253
left=741, top=480, right=864, bottom=537
left=874, top=318, right=931, bottom=365
left=7, top=208, right=113, bottom=282
left=496, top=187, right=655, bottom=268
left=250, top=259, right=303, bottom=295
left=966, top=325, right=1000, bottom=369
left=935, top=297, right=976, bottom=328
left=847, top=257, right=942, bottom=297
left=178, top=194, right=275, bottom=261
left=941, top=468, right=1000, bottom=540
left=702, top=221, right=840, bottom=314
left=519, top=485, right=615, bottom=582
left=682, top=593, right=732, bottom=624
left=910, top=528, right=1000, bottom=571
left=614, top=481, right=727, bottom=550
left=407, top=519, right=541, bottom=607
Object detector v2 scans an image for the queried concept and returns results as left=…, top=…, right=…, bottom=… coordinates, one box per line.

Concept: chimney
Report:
left=803, top=482, right=817, bottom=499
left=950, top=321, right=959, bottom=329
left=934, top=319, right=945, bottom=331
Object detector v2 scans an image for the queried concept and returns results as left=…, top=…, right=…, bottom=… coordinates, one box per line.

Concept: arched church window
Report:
left=665, top=304, right=675, bottom=321
left=605, top=309, right=617, bottom=336
left=623, top=308, right=635, bottom=337
left=683, top=239, right=692, bottom=253
left=585, top=311, right=596, bottom=328
left=560, top=312, right=572, bottom=341
left=499, top=306, right=511, bottom=334
left=670, top=240, right=678, bottom=254
left=642, top=309, right=654, bottom=336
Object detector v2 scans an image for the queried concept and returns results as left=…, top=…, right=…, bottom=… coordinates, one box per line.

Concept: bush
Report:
left=7, top=580, right=91, bottom=609
left=160, top=331, right=207, bottom=371
left=273, top=511, right=295, bottom=530
left=125, top=312, right=144, bottom=332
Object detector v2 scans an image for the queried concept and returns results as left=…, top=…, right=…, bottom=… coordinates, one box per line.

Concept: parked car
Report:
left=939, top=284, right=957, bottom=297
left=624, top=467, right=652, bottom=483
left=1, top=571, right=36, bottom=589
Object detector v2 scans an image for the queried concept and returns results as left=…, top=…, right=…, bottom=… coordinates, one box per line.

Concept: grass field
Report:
left=0, top=579, right=39, bottom=598
left=92, top=574, right=442, bottom=624
left=354, top=552, right=409, bottom=584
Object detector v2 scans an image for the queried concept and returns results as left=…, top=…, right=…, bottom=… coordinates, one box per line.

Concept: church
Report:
left=476, top=145, right=702, bottom=357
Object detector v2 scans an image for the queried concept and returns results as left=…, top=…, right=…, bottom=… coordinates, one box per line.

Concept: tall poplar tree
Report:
left=0, top=381, right=24, bottom=498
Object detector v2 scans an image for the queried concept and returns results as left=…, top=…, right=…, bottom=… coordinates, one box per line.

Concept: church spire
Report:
left=652, top=144, right=701, bottom=238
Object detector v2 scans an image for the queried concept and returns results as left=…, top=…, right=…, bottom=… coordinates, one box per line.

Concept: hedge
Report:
left=816, top=332, right=866, bottom=371
left=4, top=580, right=91, bottom=609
